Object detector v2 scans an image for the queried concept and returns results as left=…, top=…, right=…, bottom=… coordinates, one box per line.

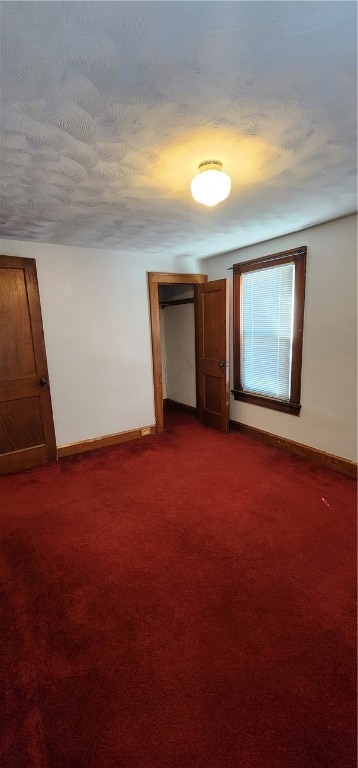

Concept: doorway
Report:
left=159, top=283, right=197, bottom=429
left=148, top=272, right=207, bottom=433
left=148, top=272, right=229, bottom=435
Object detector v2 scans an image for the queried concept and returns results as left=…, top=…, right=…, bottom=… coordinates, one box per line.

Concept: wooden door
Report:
left=0, top=256, right=57, bottom=474
left=195, top=279, right=229, bottom=433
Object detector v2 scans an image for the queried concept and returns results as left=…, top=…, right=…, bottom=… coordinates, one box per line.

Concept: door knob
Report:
left=39, top=376, right=48, bottom=389
left=219, top=361, right=226, bottom=370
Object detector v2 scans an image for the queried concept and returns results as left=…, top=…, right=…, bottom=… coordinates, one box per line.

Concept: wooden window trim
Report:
left=232, top=246, right=307, bottom=415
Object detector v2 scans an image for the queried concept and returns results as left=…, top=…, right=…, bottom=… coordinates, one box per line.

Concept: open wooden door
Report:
left=195, top=279, right=229, bottom=433
left=0, top=256, right=57, bottom=474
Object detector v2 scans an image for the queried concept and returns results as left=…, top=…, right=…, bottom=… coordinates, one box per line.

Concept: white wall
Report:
left=0, top=239, right=201, bottom=446
left=163, top=298, right=196, bottom=408
left=203, top=215, right=357, bottom=462
left=159, top=308, right=167, bottom=399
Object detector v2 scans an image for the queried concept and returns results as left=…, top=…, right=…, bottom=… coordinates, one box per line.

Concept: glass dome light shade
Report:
left=191, top=161, right=231, bottom=207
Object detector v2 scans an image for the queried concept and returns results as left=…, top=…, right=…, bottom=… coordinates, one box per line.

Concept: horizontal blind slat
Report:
left=241, top=264, right=294, bottom=400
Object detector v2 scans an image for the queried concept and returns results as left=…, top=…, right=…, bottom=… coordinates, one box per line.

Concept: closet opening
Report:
left=159, top=283, right=197, bottom=430
left=147, top=272, right=207, bottom=433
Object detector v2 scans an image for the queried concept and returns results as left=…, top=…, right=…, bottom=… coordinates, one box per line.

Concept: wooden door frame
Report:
left=148, top=272, right=207, bottom=433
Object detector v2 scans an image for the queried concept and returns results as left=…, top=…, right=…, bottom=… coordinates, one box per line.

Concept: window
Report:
left=232, top=246, right=307, bottom=415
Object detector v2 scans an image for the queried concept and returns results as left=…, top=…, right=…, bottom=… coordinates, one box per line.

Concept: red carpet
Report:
left=1, top=411, right=356, bottom=768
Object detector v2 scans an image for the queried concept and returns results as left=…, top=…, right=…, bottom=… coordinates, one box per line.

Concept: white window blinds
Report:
left=241, top=263, right=295, bottom=400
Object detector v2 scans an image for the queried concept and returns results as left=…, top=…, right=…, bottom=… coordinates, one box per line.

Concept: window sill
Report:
left=231, top=390, right=301, bottom=416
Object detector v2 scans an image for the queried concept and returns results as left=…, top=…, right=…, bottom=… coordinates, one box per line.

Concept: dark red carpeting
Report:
left=1, top=411, right=356, bottom=768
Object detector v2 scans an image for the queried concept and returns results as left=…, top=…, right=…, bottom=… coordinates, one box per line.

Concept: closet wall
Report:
left=159, top=286, right=196, bottom=408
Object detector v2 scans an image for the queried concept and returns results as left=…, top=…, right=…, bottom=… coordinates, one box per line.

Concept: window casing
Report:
left=232, top=246, right=307, bottom=415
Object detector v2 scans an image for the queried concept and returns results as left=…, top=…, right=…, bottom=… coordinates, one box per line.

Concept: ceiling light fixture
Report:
left=191, top=160, right=231, bottom=207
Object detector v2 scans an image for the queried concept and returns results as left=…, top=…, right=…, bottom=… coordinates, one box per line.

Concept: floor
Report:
left=1, top=412, right=356, bottom=768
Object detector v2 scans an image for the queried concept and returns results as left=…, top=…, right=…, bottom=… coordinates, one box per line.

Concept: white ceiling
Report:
left=0, top=1, right=356, bottom=258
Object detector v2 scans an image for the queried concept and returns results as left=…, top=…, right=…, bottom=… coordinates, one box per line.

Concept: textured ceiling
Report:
left=0, top=1, right=357, bottom=258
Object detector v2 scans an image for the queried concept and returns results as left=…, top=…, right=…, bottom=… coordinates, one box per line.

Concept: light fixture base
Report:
left=198, top=160, right=222, bottom=173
